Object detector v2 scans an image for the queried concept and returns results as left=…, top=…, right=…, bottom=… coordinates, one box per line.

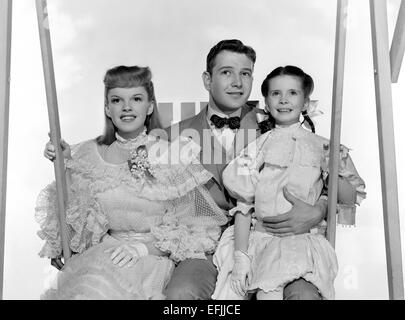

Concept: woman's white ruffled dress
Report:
left=36, top=135, right=227, bottom=300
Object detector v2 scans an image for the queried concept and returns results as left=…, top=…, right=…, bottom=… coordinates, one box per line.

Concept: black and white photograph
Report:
left=1, top=0, right=405, bottom=302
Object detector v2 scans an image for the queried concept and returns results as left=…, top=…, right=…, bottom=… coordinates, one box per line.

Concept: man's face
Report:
left=203, top=50, right=254, bottom=114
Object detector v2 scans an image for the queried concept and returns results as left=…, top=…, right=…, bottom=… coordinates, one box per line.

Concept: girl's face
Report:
left=265, top=75, right=308, bottom=126
left=105, top=86, right=153, bottom=139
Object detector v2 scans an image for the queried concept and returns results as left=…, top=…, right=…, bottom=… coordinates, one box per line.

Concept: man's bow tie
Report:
left=210, top=114, right=241, bottom=129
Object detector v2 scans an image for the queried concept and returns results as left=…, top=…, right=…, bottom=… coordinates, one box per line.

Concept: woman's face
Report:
left=265, top=75, right=308, bottom=126
left=105, top=86, right=153, bottom=139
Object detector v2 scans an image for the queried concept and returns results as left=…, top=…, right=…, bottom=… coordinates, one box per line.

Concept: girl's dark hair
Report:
left=259, top=65, right=315, bottom=133
left=97, top=65, right=162, bottom=145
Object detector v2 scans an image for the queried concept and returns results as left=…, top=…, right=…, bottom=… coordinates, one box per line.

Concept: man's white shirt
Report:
left=206, top=105, right=241, bottom=152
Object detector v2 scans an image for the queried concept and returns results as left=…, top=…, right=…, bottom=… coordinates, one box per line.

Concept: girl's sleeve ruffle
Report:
left=322, top=144, right=366, bottom=226
left=35, top=182, right=62, bottom=259
left=151, top=222, right=221, bottom=263
left=228, top=201, right=254, bottom=217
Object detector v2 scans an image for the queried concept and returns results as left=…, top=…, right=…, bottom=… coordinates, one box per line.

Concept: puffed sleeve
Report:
left=322, top=144, right=366, bottom=226
left=222, top=133, right=268, bottom=216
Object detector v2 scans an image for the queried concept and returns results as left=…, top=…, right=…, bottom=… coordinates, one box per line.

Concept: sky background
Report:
left=3, top=0, right=405, bottom=299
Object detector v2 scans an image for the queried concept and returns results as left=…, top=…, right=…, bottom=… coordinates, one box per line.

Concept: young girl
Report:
left=212, top=66, right=366, bottom=300
left=37, top=65, right=227, bottom=299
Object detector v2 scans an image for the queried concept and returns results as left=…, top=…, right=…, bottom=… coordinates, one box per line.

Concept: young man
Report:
left=164, top=39, right=327, bottom=300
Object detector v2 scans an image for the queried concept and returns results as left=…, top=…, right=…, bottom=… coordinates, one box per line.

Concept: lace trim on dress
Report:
left=36, top=137, right=227, bottom=259
left=35, top=182, right=63, bottom=258
left=65, top=139, right=214, bottom=201
left=152, top=223, right=221, bottom=263
left=35, top=172, right=110, bottom=258
left=65, top=179, right=109, bottom=253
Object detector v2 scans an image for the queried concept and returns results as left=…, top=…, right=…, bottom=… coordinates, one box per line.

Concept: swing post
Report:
left=370, top=0, right=404, bottom=300
left=327, top=0, right=348, bottom=248
left=390, top=0, right=405, bottom=83
left=0, top=0, right=12, bottom=300
left=35, top=0, right=71, bottom=261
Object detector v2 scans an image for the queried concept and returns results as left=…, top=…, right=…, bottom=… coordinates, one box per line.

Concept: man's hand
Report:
left=51, top=257, right=64, bottom=270
left=261, top=187, right=326, bottom=236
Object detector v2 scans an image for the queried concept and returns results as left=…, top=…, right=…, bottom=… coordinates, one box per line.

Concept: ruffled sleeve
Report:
left=322, top=144, right=366, bottom=226
left=152, top=221, right=221, bottom=263
left=35, top=140, right=109, bottom=258
left=35, top=182, right=63, bottom=258
left=151, top=176, right=228, bottom=263
left=64, top=158, right=109, bottom=253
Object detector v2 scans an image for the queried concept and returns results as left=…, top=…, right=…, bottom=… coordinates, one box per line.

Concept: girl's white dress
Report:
left=212, top=123, right=366, bottom=300
left=36, top=134, right=227, bottom=300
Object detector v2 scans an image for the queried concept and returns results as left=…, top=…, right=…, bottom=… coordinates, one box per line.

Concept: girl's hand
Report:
left=230, top=250, right=251, bottom=296
left=104, top=242, right=148, bottom=268
left=44, top=136, right=71, bottom=161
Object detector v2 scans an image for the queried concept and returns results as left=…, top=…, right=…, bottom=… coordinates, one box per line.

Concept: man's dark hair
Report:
left=206, top=39, right=256, bottom=74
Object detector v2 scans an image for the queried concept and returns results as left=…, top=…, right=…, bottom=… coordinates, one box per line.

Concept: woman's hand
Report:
left=44, top=137, right=72, bottom=161
left=104, top=242, right=148, bottom=268
left=261, top=187, right=326, bottom=236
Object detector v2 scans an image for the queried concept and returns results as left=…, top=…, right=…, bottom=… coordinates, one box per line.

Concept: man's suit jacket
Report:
left=165, top=104, right=264, bottom=211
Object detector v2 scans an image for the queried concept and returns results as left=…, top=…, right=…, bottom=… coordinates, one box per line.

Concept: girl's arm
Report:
left=230, top=210, right=253, bottom=296
left=234, top=211, right=252, bottom=254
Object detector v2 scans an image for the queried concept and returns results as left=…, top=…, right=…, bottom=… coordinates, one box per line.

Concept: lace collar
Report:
left=114, top=128, right=148, bottom=149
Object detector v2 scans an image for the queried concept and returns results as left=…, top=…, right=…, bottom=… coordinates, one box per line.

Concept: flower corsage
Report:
left=128, top=145, right=156, bottom=180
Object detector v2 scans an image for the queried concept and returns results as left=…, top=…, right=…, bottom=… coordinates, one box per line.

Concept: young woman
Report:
left=37, top=65, right=227, bottom=299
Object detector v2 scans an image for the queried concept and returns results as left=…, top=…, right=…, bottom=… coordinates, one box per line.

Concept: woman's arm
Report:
left=144, top=241, right=168, bottom=257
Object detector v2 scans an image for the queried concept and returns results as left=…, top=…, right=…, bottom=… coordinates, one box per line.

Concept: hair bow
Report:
left=302, top=100, right=324, bottom=131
